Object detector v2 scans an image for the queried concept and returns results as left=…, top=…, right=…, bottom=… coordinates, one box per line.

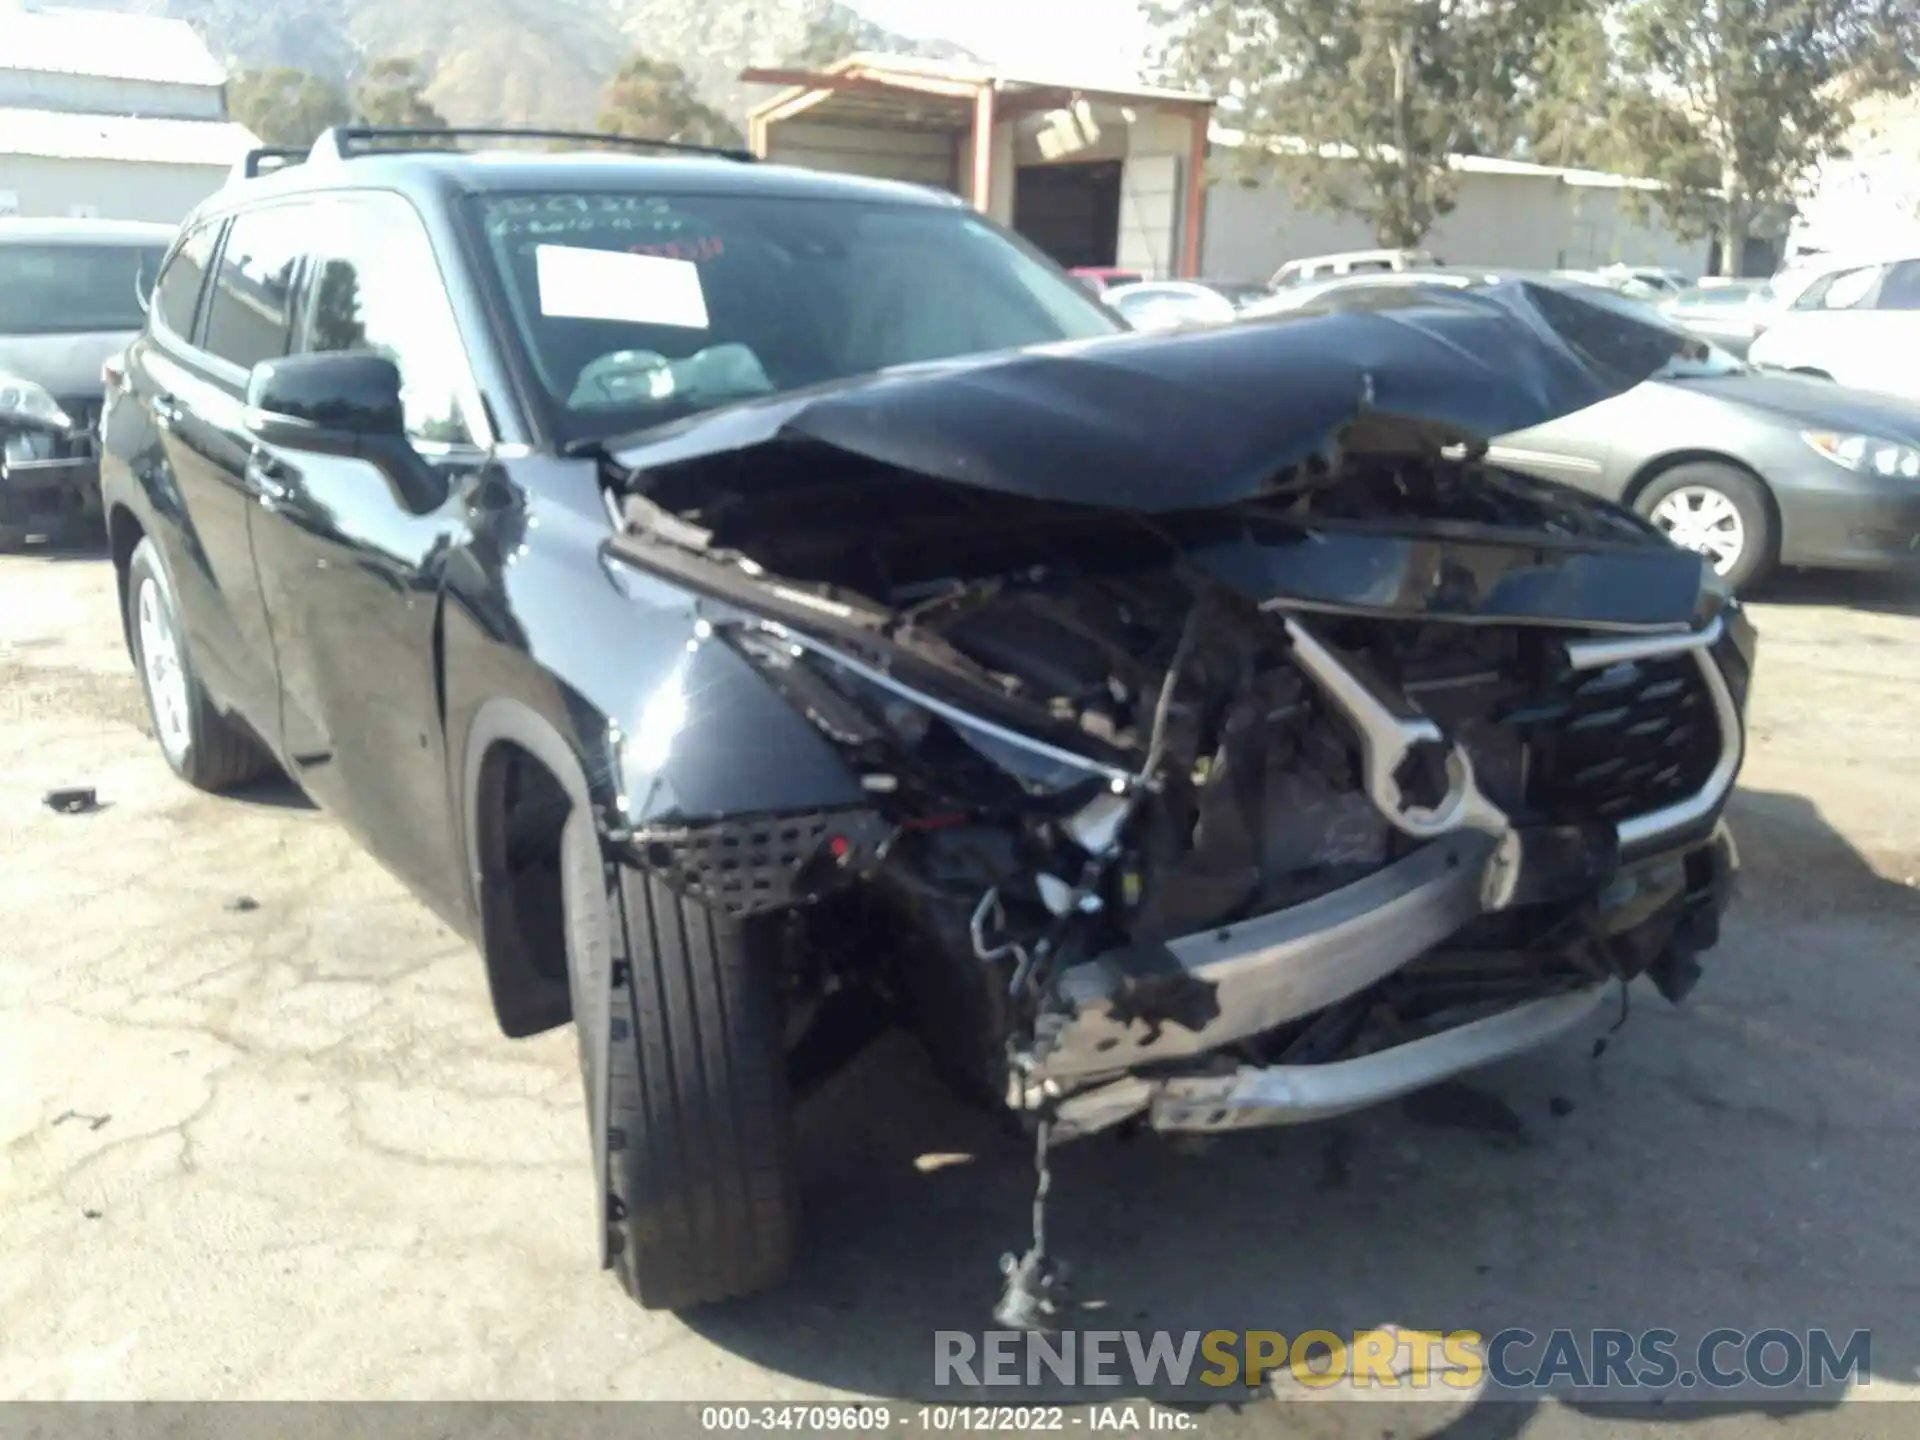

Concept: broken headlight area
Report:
left=607, top=545, right=1745, bottom=1334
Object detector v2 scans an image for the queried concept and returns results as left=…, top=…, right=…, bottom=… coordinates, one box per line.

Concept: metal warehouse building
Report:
left=743, top=53, right=1726, bottom=281
left=743, top=55, right=1216, bottom=278
left=0, top=1, right=258, bottom=224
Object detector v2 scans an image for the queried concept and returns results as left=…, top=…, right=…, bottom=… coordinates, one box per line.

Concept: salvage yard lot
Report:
left=4, top=547, right=1920, bottom=1433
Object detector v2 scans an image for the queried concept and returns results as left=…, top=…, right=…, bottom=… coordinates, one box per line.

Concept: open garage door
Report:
left=1014, top=160, right=1122, bottom=269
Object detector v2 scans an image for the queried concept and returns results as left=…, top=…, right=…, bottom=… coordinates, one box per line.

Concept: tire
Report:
left=602, top=867, right=798, bottom=1310
left=1633, top=461, right=1775, bottom=593
left=125, top=537, right=274, bottom=791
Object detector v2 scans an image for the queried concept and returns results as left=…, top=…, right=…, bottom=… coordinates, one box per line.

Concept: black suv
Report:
left=102, top=126, right=1751, bottom=1318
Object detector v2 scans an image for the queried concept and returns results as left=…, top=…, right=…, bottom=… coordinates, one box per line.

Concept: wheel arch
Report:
left=461, top=697, right=600, bottom=1039
left=1621, top=450, right=1786, bottom=559
left=106, top=503, right=146, bottom=648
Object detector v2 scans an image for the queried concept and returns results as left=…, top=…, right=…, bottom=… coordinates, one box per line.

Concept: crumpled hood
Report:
left=611, top=279, right=1696, bottom=511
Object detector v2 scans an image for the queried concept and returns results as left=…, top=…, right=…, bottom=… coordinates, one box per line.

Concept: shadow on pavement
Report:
left=4, top=531, right=111, bottom=563
left=1754, top=567, right=1920, bottom=617
left=681, top=785, right=1919, bottom=1432
left=225, top=771, right=318, bottom=811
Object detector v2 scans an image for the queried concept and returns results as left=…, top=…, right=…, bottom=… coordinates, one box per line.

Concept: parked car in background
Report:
left=1659, top=281, right=1771, bottom=357
left=1746, top=254, right=1920, bottom=399
left=1243, top=267, right=1920, bottom=589
left=1101, top=279, right=1268, bottom=330
left=1270, top=247, right=1435, bottom=287
left=103, top=126, right=1746, bottom=1320
left=1, top=218, right=174, bottom=547
left=1194, top=278, right=1277, bottom=309
left=1602, top=263, right=1691, bottom=294
left=1553, top=267, right=1665, bottom=301
left=1068, top=266, right=1144, bottom=295
left=1242, top=268, right=1478, bottom=318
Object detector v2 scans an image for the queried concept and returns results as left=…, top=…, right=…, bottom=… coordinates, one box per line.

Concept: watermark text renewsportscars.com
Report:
left=934, top=1327, right=1872, bottom=1393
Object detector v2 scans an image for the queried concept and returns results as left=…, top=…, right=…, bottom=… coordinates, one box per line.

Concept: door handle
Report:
left=151, top=393, right=181, bottom=427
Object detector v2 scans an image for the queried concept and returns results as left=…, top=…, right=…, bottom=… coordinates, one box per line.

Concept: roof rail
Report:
left=230, top=145, right=311, bottom=184
left=309, top=125, right=757, bottom=164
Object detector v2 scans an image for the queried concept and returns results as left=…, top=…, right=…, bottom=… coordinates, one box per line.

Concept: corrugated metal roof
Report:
left=1, top=4, right=228, bottom=88
left=0, top=106, right=259, bottom=166
left=746, top=51, right=1214, bottom=126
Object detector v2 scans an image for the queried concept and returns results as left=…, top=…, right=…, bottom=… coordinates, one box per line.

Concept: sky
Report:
left=848, top=0, right=1154, bottom=84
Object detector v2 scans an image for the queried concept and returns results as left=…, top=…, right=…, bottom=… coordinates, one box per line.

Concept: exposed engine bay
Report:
left=596, top=279, right=1752, bottom=1326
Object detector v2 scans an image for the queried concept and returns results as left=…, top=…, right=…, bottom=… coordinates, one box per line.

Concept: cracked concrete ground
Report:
left=4, top=548, right=1920, bottom=1435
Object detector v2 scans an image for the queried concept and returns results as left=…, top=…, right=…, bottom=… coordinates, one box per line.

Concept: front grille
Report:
left=1383, top=626, right=1723, bottom=830
left=1515, top=653, right=1721, bottom=824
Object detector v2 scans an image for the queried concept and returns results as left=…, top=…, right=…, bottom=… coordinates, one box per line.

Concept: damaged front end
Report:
left=595, top=279, right=1752, bottom=1320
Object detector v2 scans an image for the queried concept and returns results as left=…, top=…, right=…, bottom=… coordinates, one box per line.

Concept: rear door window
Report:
left=201, top=205, right=308, bottom=372
left=153, top=222, right=219, bottom=341
left=1873, top=260, right=1920, bottom=310
left=0, top=241, right=168, bottom=335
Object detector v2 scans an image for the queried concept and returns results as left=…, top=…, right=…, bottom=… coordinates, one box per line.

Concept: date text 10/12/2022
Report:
left=699, top=1408, right=1195, bottom=1432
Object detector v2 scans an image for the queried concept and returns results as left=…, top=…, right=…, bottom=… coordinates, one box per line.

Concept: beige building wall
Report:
left=0, top=155, right=227, bottom=222
left=1203, top=159, right=1706, bottom=281
left=0, top=71, right=225, bottom=120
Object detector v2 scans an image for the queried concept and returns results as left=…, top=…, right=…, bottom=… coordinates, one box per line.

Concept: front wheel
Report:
left=598, top=867, right=799, bottom=1310
left=125, top=537, right=273, bottom=791
left=1635, top=462, right=1775, bottom=593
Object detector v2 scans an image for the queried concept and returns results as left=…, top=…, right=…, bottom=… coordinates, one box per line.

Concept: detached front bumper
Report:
left=1035, top=611, right=1749, bottom=1140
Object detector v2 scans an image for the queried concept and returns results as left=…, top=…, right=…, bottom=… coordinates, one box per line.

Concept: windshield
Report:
left=0, top=243, right=164, bottom=335
left=473, top=190, right=1121, bottom=443
left=1667, top=285, right=1759, bottom=310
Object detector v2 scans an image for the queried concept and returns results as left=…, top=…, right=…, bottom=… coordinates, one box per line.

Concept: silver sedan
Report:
left=1242, top=268, right=1920, bottom=590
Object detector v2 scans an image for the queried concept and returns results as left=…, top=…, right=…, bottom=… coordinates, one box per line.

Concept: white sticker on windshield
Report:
left=534, top=244, right=710, bottom=330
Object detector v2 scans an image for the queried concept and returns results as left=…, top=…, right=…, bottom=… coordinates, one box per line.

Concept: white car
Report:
left=1747, top=256, right=1920, bottom=398
left=1101, top=280, right=1246, bottom=331
left=1270, top=247, right=1435, bottom=287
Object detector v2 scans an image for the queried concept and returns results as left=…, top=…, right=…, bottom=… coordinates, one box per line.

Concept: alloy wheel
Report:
left=1649, top=485, right=1746, bottom=577
left=137, top=575, right=192, bottom=764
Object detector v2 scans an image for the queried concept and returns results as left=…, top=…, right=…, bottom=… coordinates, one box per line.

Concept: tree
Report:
left=352, top=56, right=447, bottom=129
left=227, top=68, right=351, bottom=147
left=597, top=55, right=744, bottom=149
left=1148, top=0, right=1580, bottom=247
left=1607, top=0, right=1920, bottom=275
left=1505, top=9, right=1630, bottom=170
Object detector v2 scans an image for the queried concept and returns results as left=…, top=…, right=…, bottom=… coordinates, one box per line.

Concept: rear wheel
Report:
left=598, top=867, right=799, bottom=1310
left=125, top=537, right=274, bottom=791
left=1635, top=462, right=1774, bottom=592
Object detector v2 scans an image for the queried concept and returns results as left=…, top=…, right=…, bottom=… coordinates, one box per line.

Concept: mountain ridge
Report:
left=59, top=0, right=973, bottom=128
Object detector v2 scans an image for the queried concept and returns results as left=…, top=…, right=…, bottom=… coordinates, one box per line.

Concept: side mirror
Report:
left=245, top=352, right=443, bottom=510
left=246, top=351, right=404, bottom=446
